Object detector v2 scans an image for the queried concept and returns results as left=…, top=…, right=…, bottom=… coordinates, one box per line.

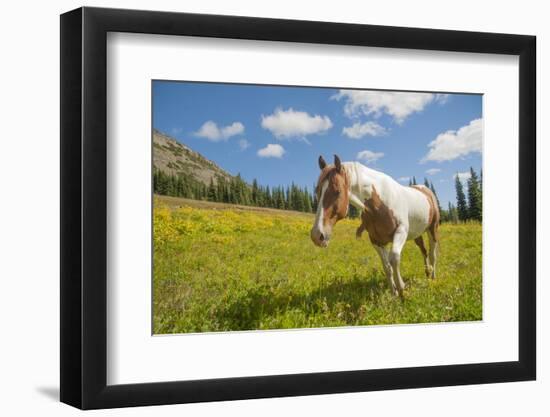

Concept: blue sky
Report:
left=153, top=81, right=482, bottom=208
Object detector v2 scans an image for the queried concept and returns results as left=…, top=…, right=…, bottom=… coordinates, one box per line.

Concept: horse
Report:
left=310, top=155, right=440, bottom=297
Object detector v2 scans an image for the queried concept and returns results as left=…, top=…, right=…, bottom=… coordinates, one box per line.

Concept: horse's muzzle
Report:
left=310, top=228, right=329, bottom=248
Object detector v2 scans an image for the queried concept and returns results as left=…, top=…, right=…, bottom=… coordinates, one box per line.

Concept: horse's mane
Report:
left=344, top=161, right=402, bottom=188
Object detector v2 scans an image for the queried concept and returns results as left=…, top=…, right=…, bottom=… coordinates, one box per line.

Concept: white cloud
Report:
left=261, top=108, right=332, bottom=140
left=356, top=149, right=384, bottom=163
left=453, top=171, right=472, bottom=182
left=194, top=121, right=244, bottom=142
left=257, top=144, right=285, bottom=158
left=222, top=122, right=245, bottom=138
left=426, top=168, right=441, bottom=175
left=422, top=118, right=482, bottom=162
left=238, top=139, right=250, bottom=150
left=342, top=121, right=387, bottom=139
left=332, top=90, right=449, bottom=124
left=398, top=176, right=410, bottom=183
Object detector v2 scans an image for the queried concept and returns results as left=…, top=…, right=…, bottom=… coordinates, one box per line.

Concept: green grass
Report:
left=153, top=196, right=482, bottom=334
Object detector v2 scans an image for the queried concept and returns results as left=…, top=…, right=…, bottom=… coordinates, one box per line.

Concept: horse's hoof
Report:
left=425, top=265, right=434, bottom=278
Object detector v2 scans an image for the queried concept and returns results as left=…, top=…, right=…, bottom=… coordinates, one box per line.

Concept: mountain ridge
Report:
left=153, top=129, right=234, bottom=185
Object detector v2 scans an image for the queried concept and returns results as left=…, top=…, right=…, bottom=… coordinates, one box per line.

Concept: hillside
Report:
left=152, top=129, right=317, bottom=214
left=153, top=129, right=234, bottom=185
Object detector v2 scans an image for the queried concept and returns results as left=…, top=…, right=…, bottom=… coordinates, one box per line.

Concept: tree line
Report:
left=153, top=169, right=317, bottom=213
left=154, top=167, right=481, bottom=223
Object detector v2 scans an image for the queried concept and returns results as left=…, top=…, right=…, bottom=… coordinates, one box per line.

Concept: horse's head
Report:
left=310, top=155, right=350, bottom=247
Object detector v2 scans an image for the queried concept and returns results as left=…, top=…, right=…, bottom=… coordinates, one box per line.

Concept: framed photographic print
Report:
left=60, top=7, right=536, bottom=409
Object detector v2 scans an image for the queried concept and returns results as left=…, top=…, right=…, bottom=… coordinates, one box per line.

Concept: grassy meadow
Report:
left=153, top=195, right=482, bottom=334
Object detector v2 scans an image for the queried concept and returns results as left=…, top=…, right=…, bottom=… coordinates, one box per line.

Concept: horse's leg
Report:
left=356, top=223, right=366, bottom=239
left=373, top=245, right=396, bottom=296
left=427, top=225, right=439, bottom=279
left=414, top=235, right=432, bottom=278
left=390, top=225, right=408, bottom=296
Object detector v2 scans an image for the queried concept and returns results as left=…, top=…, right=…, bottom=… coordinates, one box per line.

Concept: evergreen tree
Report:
left=440, top=208, right=448, bottom=223
left=412, top=176, right=417, bottom=185
left=424, top=177, right=430, bottom=188
left=408, top=178, right=413, bottom=186
left=264, top=186, right=270, bottom=207
left=455, top=174, right=468, bottom=221
left=348, top=204, right=360, bottom=218
left=296, top=185, right=302, bottom=211
left=277, top=187, right=285, bottom=209
left=303, top=187, right=312, bottom=212
left=448, top=201, right=458, bottom=224
left=153, top=169, right=159, bottom=192
left=467, top=167, right=482, bottom=222
left=257, top=185, right=265, bottom=207
left=312, top=183, right=319, bottom=212
left=175, top=176, right=183, bottom=197
left=233, top=174, right=243, bottom=204
left=251, top=179, right=259, bottom=206
left=216, top=178, right=225, bottom=202
left=285, top=186, right=292, bottom=210
left=166, top=174, right=174, bottom=195
left=223, top=183, right=230, bottom=203
left=207, top=178, right=217, bottom=202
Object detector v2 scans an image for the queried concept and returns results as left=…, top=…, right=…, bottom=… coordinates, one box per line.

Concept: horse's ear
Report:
left=318, top=155, right=327, bottom=170
left=334, top=154, right=342, bottom=172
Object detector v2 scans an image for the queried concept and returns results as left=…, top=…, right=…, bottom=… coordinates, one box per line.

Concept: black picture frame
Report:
left=60, top=6, right=536, bottom=410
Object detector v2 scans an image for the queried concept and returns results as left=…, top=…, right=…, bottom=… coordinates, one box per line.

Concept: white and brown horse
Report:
left=310, top=155, right=440, bottom=297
